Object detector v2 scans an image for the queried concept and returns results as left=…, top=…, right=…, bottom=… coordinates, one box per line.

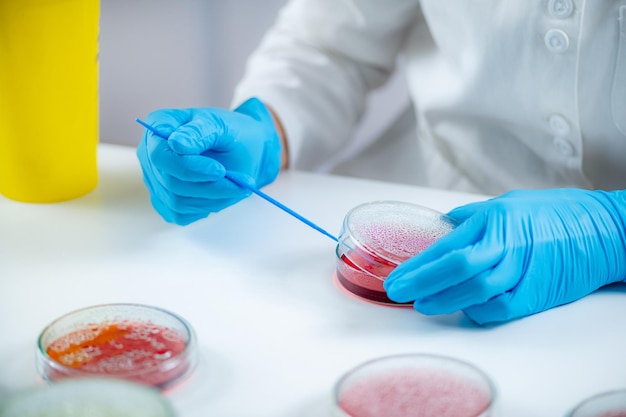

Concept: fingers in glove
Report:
left=384, top=212, right=492, bottom=289
left=168, top=111, right=242, bottom=155
left=148, top=179, right=243, bottom=225
left=138, top=165, right=207, bottom=226
left=463, top=292, right=521, bottom=325
left=147, top=135, right=226, bottom=182
left=159, top=174, right=248, bottom=199
left=383, top=223, right=480, bottom=288
left=384, top=240, right=502, bottom=303
left=447, top=200, right=491, bottom=222
left=412, top=254, right=524, bottom=315
left=145, top=108, right=193, bottom=137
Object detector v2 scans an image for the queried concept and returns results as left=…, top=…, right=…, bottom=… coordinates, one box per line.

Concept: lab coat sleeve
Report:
left=231, top=0, right=421, bottom=171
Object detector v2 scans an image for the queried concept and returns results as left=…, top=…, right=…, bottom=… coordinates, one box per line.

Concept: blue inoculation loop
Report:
left=135, top=118, right=339, bottom=242
left=135, top=118, right=163, bottom=135
left=224, top=170, right=338, bottom=242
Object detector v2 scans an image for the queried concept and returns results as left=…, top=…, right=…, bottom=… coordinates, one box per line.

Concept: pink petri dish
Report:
left=333, top=353, right=496, bottom=417
left=335, top=201, right=457, bottom=306
left=567, top=390, right=626, bottom=417
left=36, top=303, right=197, bottom=390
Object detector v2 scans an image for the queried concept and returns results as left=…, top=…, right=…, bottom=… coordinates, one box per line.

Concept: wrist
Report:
left=237, top=97, right=282, bottom=188
left=267, top=104, right=289, bottom=170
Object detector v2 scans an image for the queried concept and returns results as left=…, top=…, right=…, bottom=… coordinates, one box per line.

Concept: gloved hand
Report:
left=383, top=189, right=626, bottom=324
left=136, top=98, right=282, bottom=225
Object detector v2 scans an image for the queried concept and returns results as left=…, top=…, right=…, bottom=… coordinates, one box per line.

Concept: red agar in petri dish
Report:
left=336, top=247, right=402, bottom=305
left=36, top=304, right=196, bottom=390
left=335, top=354, right=495, bottom=417
left=339, top=369, right=491, bottom=417
left=335, top=201, right=457, bottom=306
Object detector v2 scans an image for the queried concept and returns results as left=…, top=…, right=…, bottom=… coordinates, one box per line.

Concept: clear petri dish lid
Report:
left=0, top=378, right=175, bottom=417
left=338, top=201, right=458, bottom=278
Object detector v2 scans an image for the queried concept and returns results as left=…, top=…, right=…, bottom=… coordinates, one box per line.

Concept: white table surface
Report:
left=1, top=143, right=625, bottom=417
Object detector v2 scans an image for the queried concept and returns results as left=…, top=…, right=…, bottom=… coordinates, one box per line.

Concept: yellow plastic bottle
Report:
left=0, top=0, right=99, bottom=203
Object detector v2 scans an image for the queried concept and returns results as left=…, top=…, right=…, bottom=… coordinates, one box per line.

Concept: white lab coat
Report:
left=233, top=0, right=626, bottom=195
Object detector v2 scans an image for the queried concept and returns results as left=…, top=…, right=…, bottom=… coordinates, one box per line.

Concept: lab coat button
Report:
left=549, top=114, right=571, bottom=135
left=553, top=136, right=575, bottom=156
left=544, top=29, right=570, bottom=53
left=548, top=0, right=574, bottom=18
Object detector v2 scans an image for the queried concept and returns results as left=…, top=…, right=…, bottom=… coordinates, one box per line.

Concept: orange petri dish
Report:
left=36, top=303, right=197, bottom=390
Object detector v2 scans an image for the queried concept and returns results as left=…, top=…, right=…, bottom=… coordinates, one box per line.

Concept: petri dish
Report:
left=333, top=353, right=496, bottom=417
left=0, top=378, right=175, bottom=417
left=335, top=200, right=457, bottom=306
left=567, top=389, right=626, bottom=417
left=36, top=303, right=197, bottom=390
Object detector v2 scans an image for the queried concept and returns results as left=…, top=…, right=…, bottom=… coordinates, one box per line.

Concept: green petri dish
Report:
left=0, top=378, right=176, bottom=417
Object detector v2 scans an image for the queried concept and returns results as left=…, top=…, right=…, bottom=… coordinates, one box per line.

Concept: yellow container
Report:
left=0, top=0, right=99, bottom=203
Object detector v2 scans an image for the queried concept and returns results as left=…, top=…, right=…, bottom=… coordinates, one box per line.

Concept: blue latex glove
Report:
left=383, top=189, right=626, bottom=324
left=136, top=98, right=282, bottom=225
